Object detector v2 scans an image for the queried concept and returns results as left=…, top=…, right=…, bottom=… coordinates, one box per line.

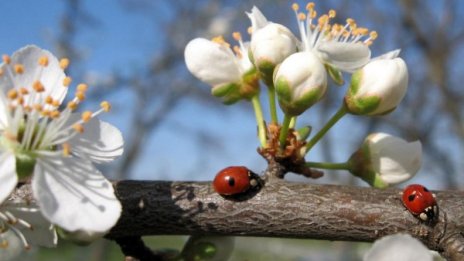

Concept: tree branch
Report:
left=98, top=178, right=464, bottom=260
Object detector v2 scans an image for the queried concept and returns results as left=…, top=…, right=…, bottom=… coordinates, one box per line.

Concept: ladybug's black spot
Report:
left=408, top=194, right=416, bottom=202
left=226, top=176, right=235, bottom=187
left=423, top=187, right=429, bottom=192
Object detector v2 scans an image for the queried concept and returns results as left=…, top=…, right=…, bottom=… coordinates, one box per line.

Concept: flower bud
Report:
left=182, top=236, right=235, bottom=261
left=274, top=51, right=327, bottom=116
left=184, top=38, right=259, bottom=104
left=248, top=11, right=297, bottom=79
left=348, top=133, right=421, bottom=188
left=185, top=38, right=242, bottom=86
left=344, top=51, right=408, bottom=115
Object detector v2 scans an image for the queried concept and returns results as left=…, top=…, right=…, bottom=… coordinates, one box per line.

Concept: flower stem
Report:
left=305, top=105, right=347, bottom=153
left=305, top=161, right=351, bottom=170
left=251, top=95, right=267, bottom=148
left=268, top=85, right=278, bottom=124
left=279, top=114, right=292, bottom=150
left=289, top=116, right=297, bottom=129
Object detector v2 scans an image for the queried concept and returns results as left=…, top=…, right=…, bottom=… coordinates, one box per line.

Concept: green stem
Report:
left=268, top=85, right=278, bottom=124
left=305, top=105, right=347, bottom=153
left=289, top=116, right=297, bottom=129
left=251, top=95, right=267, bottom=148
left=305, top=161, right=351, bottom=170
left=279, top=114, right=292, bottom=150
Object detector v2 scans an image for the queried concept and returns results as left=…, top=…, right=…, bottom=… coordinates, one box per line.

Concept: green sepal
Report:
left=348, top=143, right=388, bottom=189
left=211, top=83, right=238, bottom=98
left=240, top=67, right=260, bottom=99
left=326, top=64, right=344, bottom=86
left=256, top=60, right=275, bottom=86
left=275, top=76, right=325, bottom=116
left=345, top=95, right=381, bottom=115
left=296, top=126, right=312, bottom=141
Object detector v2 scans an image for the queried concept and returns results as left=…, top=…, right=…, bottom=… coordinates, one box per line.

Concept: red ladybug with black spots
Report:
left=402, top=184, right=438, bottom=222
left=213, top=166, right=259, bottom=196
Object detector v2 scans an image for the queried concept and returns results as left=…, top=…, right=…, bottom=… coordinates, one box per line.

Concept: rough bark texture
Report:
left=104, top=178, right=464, bottom=260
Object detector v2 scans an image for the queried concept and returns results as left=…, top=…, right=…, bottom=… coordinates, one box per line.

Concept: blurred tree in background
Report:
left=6, top=0, right=464, bottom=260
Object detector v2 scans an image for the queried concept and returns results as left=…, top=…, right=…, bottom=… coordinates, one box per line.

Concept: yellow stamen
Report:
left=24, top=105, right=32, bottom=112
left=292, top=3, right=299, bottom=11
left=14, top=64, right=24, bottom=74
left=7, top=89, right=18, bottom=99
left=81, top=111, right=92, bottom=122
left=50, top=110, right=60, bottom=119
left=60, top=58, right=70, bottom=69
left=33, top=81, right=45, bottom=92
left=247, top=26, right=253, bottom=35
left=310, top=10, right=317, bottom=19
left=233, top=46, right=242, bottom=58
left=0, top=68, right=4, bottom=76
left=328, top=10, right=336, bottom=18
left=211, top=36, right=230, bottom=48
left=306, top=2, right=315, bottom=10
left=62, top=143, right=70, bottom=156
left=298, top=12, right=306, bottom=21
left=75, top=91, right=85, bottom=101
left=41, top=110, right=50, bottom=117
left=63, top=76, right=72, bottom=87
left=232, top=32, right=241, bottom=41
left=33, top=104, right=43, bottom=111
left=19, top=87, right=28, bottom=95
left=67, top=101, right=77, bottom=111
left=369, top=31, right=378, bottom=40
left=45, top=96, right=53, bottom=104
left=72, top=124, right=84, bottom=133
left=100, top=101, right=111, bottom=112
left=17, top=96, right=24, bottom=105
left=38, top=56, right=49, bottom=67
left=52, top=99, right=60, bottom=107
left=2, top=55, right=11, bottom=64
left=77, top=83, right=88, bottom=92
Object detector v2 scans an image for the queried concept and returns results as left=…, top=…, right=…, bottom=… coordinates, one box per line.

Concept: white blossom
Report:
left=0, top=45, right=123, bottom=236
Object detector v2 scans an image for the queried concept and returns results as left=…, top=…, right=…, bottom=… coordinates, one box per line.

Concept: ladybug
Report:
left=213, top=166, right=259, bottom=196
left=402, top=184, right=438, bottom=222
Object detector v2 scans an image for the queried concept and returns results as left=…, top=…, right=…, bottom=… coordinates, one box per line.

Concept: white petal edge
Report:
left=363, top=233, right=433, bottom=261
left=246, top=6, right=269, bottom=31
left=0, top=45, right=68, bottom=108
left=316, top=42, right=371, bottom=72
left=0, top=153, right=18, bottom=204
left=68, top=117, right=124, bottom=163
left=32, top=156, right=121, bottom=233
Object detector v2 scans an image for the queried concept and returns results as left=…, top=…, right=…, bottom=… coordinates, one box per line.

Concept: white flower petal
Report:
left=0, top=153, right=18, bottom=204
left=368, top=133, right=422, bottom=185
left=364, top=234, right=433, bottom=261
left=184, top=38, right=241, bottom=86
left=32, top=156, right=121, bottom=233
left=246, top=6, right=269, bottom=31
left=0, top=92, right=9, bottom=130
left=0, top=45, right=68, bottom=107
left=68, top=117, right=124, bottom=163
left=2, top=202, right=57, bottom=247
left=316, top=42, right=371, bottom=72
left=370, top=49, right=401, bottom=62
